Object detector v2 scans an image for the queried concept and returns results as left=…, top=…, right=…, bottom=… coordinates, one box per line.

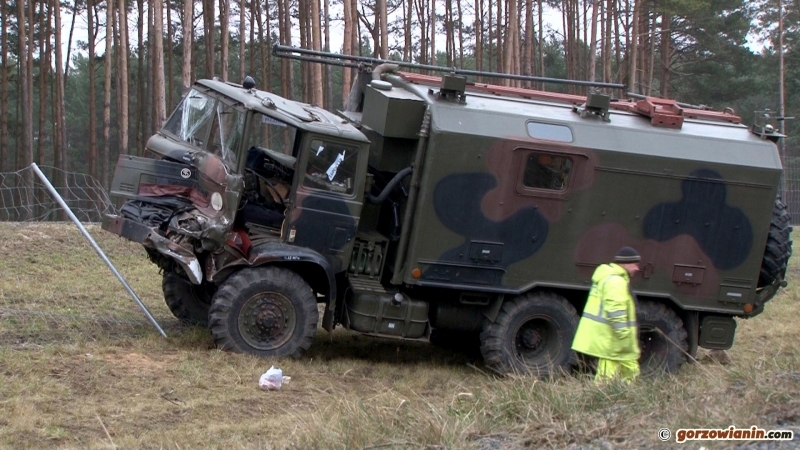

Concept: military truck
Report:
left=102, top=45, right=792, bottom=376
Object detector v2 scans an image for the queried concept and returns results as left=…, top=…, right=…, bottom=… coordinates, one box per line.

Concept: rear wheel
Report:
left=480, top=291, right=578, bottom=376
left=162, top=272, right=215, bottom=326
left=758, top=198, right=792, bottom=288
left=209, top=266, right=318, bottom=358
left=638, top=300, right=688, bottom=376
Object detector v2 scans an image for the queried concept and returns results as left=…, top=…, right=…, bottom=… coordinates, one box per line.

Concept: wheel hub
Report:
left=520, top=328, right=543, bottom=349
left=238, top=292, right=297, bottom=351
left=515, top=318, right=555, bottom=363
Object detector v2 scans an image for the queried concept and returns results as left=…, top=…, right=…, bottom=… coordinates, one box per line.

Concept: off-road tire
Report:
left=638, top=300, right=688, bottom=376
left=162, top=272, right=215, bottom=326
left=480, top=291, right=578, bottom=376
left=758, top=198, right=792, bottom=288
left=209, top=266, right=318, bottom=358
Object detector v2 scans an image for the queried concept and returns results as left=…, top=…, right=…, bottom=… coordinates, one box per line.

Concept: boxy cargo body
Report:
left=102, top=48, right=791, bottom=376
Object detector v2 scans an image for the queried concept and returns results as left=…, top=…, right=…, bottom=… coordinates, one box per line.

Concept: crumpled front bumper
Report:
left=102, top=214, right=204, bottom=284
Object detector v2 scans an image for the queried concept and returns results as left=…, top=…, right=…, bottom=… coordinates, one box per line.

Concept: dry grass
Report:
left=0, top=222, right=799, bottom=449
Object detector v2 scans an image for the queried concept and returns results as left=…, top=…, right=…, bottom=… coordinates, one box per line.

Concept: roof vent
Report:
left=438, top=74, right=467, bottom=103
left=574, top=91, right=611, bottom=122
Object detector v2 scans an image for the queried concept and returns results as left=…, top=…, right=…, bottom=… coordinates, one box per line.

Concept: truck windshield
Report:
left=245, top=113, right=298, bottom=159
left=163, top=89, right=245, bottom=170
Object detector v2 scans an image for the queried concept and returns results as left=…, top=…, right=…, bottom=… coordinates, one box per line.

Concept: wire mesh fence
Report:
left=0, top=165, right=116, bottom=222
left=783, top=146, right=800, bottom=225
left=0, top=165, right=169, bottom=345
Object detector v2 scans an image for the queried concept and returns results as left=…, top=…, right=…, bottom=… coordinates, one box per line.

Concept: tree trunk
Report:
left=659, top=13, right=670, bottom=97
left=456, top=0, right=464, bottom=67
left=148, top=0, right=155, bottom=139
left=537, top=0, right=543, bottom=83
left=65, top=1, right=78, bottom=82
left=311, top=0, right=323, bottom=105
left=603, top=0, right=613, bottom=83
left=430, top=0, right=436, bottom=65
left=324, top=0, right=331, bottom=108
left=154, top=0, right=167, bottom=128
left=103, top=0, right=115, bottom=188
left=167, top=0, right=173, bottom=104
left=249, top=0, right=255, bottom=76
left=118, top=0, right=130, bottom=154
left=136, top=0, right=144, bottom=155
left=342, top=0, right=353, bottom=104
left=255, top=0, right=266, bottom=88
left=37, top=0, right=50, bottom=173
left=220, top=0, right=230, bottom=81
left=0, top=0, right=7, bottom=172
left=563, top=0, right=570, bottom=82
left=239, top=0, right=245, bottom=81
left=53, top=0, right=66, bottom=173
left=628, top=0, right=639, bottom=93
left=18, top=0, right=33, bottom=220
left=588, top=0, right=599, bottom=82
left=88, top=0, right=97, bottom=180
left=487, top=0, right=492, bottom=72
left=404, top=0, right=412, bottom=62
left=614, top=0, right=621, bottom=82
left=496, top=0, right=502, bottom=75
left=475, top=0, right=482, bottom=75
left=503, top=0, right=515, bottom=83
left=280, top=0, right=293, bottom=99
left=524, top=0, right=532, bottom=84
left=203, top=0, right=215, bottom=78
left=298, top=0, right=309, bottom=101
left=445, top=0, right=453, bottom=66
left=378, top=0, right=388, bottom=58
left=646, top=10, right=656, bottom=95
left=182, top=0, right=193, bottom=92
left=415, top=0, right=427, bottom=67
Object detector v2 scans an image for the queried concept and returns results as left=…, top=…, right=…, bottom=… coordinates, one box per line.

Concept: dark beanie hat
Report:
left=614, top=246, right=641, bottom=263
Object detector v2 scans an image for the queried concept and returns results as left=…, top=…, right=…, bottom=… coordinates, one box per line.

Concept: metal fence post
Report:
left=30, top=163, right=167, bottom=338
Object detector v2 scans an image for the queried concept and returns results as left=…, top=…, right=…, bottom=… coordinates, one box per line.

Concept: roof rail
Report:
left=273, top=45, right=743, bottom=130
left=272, top=44, right=627, bottom=91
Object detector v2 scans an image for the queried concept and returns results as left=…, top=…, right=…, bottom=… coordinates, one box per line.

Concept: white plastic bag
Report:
left=259, top=366, right=283, bottom=391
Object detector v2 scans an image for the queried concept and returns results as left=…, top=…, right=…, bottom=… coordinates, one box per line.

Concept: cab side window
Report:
left=302, top=140, right=358, bottom=195
left=522, top=152, right=572, bottom=191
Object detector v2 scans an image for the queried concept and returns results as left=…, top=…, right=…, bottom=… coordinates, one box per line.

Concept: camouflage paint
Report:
left=393, top=73, right=782, bottom=317
left=643, top=169, right=753, bottom=270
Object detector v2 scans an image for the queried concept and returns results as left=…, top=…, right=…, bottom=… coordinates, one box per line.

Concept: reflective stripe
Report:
left=581, top=312, right=636, bottom=329
left=607, top=310, right=627, bottom=318
left=612, top=320, right=637, bottom=329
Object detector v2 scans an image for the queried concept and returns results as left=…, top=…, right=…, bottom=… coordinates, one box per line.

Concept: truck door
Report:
left=285, top=138, right=365, bottom=273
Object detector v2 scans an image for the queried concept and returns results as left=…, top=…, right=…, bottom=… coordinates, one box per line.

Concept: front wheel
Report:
left=638, top=300, right=688, bottom=376
left=480, top=291, right=578, bottom=376
left=162, top=272, right=215, bottom=326
left=209, top=266, right=319, bottom=358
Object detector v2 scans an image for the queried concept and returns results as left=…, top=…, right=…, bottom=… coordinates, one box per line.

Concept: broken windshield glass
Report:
left=162, top=89, right=244, bottom=170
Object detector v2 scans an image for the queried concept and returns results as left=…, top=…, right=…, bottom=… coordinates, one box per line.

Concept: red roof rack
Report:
left=397, top=72, right=742, bottom=130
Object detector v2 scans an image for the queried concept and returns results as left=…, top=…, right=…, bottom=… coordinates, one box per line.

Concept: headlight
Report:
left=211, top=192, right=224, bottom=211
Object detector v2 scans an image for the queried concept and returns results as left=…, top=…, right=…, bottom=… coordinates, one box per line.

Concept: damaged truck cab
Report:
left=104, top=77, right=370, bottom=356
left=104, top=47, right=792, bottom=375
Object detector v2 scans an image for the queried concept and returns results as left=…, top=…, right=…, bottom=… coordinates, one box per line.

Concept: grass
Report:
left=0, top=222, right=798, bottom=449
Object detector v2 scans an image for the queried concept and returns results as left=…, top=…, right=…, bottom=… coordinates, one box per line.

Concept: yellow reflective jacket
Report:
left=572, top=263, right=640, bottom=361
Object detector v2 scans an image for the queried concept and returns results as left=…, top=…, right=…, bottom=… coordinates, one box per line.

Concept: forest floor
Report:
left=0, top=222, right=798, bottom=449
